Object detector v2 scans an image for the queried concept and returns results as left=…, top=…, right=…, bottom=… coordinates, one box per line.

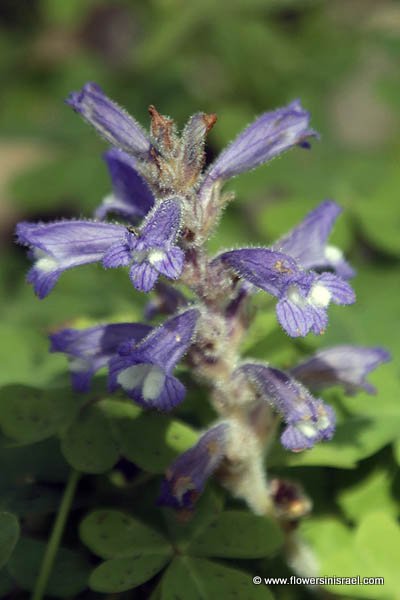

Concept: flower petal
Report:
left=151, top=246, right=185, bottom=279
left=276, top=296, right=313, bottom=337
left=238, top=364, right=336, bottom=452
left=274, top=200, right=341, bottom=267
left=137, top=309, right=199, bottom=371
left=96, top=149, right=155, bottom=221
left=66, top=83, right=151, bottom=157
left=203, top=100, right=317, bottom=183
left=50, top=323, right=151, bottom=392
left=158, top=423, right=229, bottom=509
left=102, top=238, right=132, bottom=268
left=16, top=220, right=126, bottom=298
left=140, top=197, right=182, bottom=245
left=291, top=345, right=391, bottom=395
left=129, top=262, right=159, bottom=292
left=216, top=248, right=299, bottom=296
left=316, top=272, right=355, bottom=305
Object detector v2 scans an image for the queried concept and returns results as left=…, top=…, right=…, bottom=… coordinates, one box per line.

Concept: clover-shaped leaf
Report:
left=80, top=509, right=172, bottom=559
left=80, top=509, right=172, bottom=593
left=61, top=404, right=119, bottom=473
left=7, top=537, right=90, bottom=597
left=0, top=513, right=19, bottom=569
left=161, top=557, right=274, bottom=600
left=89, top=554, right=171, bottom=594
left=188, top=511, right=284, bottom=558
left=162, top=488, right=224, bottom=550
left=0, top=385, right=80, bottom=444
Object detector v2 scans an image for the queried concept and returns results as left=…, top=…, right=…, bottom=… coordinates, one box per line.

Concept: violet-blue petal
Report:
left=16, top=220, right=126, bottom=298
left=101, top=199, right=184, bottom=291
left=50, top=323, right=151, bottom=392
left=216, top=248, right=299, bottom=296
left=276, top=271, right=355, bottom=337
left=129, top=262, right=159, bottom=292
left=102, top=236, right=133, bottom=268
left=203, top=100, right=317, bottom=184
left=315, top=272, right=355, bottom=305
left=137, top=309, right=199, bottom=371
left=274, top=200, right=354, bottom=277
left=291, top=346, right=391, bottom=395
left=276, top=295, right=314, bottom=337
left=109, top=309, right=199, bottom=410
left=122, top=371, right=185, bottom=411
left=66, top=82, right=151, bottom=157
left=140, top=197, right=182, bottom=245
left=153, top=246, right=185, bottom=280
left=158, top=423, right=229, bottom=509
left=95, top=149, right=155, bottom=221
left=238, top=363, right=336, bottom=452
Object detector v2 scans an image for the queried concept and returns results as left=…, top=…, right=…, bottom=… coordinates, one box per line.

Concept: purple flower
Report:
left=201, top=100, right=317, bottom=193
left=102, top=197, right=185, bottom=292
left=66, top=82, right=151, bottom=158
left=158, top=423, right=229, bottom=509
left=273, top=200, right=354, bottom=279
left=95, top=149, right=155, bottom=221
left=50, top=323, right=151, bottom=392
left=109, top=309, right=199, bottom=410
left=237, top=363, right=336, bottom=452
left=291, top=345, right=391, bottom=395
left=16, top=220, right=126, bottom=298
left=217, top=248, right=355, bottom=337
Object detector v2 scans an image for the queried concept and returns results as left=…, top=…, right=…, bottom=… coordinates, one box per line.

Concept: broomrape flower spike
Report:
left=17, top=84, right=390, bottom=519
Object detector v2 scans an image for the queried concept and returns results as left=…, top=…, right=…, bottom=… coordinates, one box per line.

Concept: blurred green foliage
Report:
left=0, top=0, right=399, bottom=598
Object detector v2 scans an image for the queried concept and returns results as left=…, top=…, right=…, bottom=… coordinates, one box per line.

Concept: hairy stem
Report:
left=32, top=469, right=80, bottom=600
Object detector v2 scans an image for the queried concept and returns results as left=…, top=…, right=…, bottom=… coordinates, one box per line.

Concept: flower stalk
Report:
left=32, top=469, right=80, bottom=600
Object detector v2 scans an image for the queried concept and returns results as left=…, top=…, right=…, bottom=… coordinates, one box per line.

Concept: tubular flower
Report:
left=158, top=423, right=229, bottom=509
left=109, top=309, right=199, bottom=410
left=291, top=345, right=391, bottom=394
left=237, top=363, right=336, bottom=452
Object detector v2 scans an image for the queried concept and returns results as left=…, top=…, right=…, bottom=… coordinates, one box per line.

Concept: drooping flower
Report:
left=102, top=197, right=185, bottom=292
left=237, top=363, right=336, bottom=452
left=50, top=323, right=152, bottom=392
left=17, top=197, right=184, bottom=298
left=158, top=423, right=229, bottom=509
left=291, top=345, right=391, bottom=395
left=109, top=309, right=199, bottom=410
left=272, top=200, right=354, bottom=279
left=16, top=220, right=127, bottom=299
left=66, top=82, right=151, bottom=158
left=217, top=248, right=355, bottom=337
left=95, top=148, right=155, bottom=221
left=200, top=100, right=317, bottom=198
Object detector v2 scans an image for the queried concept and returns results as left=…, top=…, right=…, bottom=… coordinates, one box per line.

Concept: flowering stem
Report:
left=32, top=469, right=80, bottom=600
